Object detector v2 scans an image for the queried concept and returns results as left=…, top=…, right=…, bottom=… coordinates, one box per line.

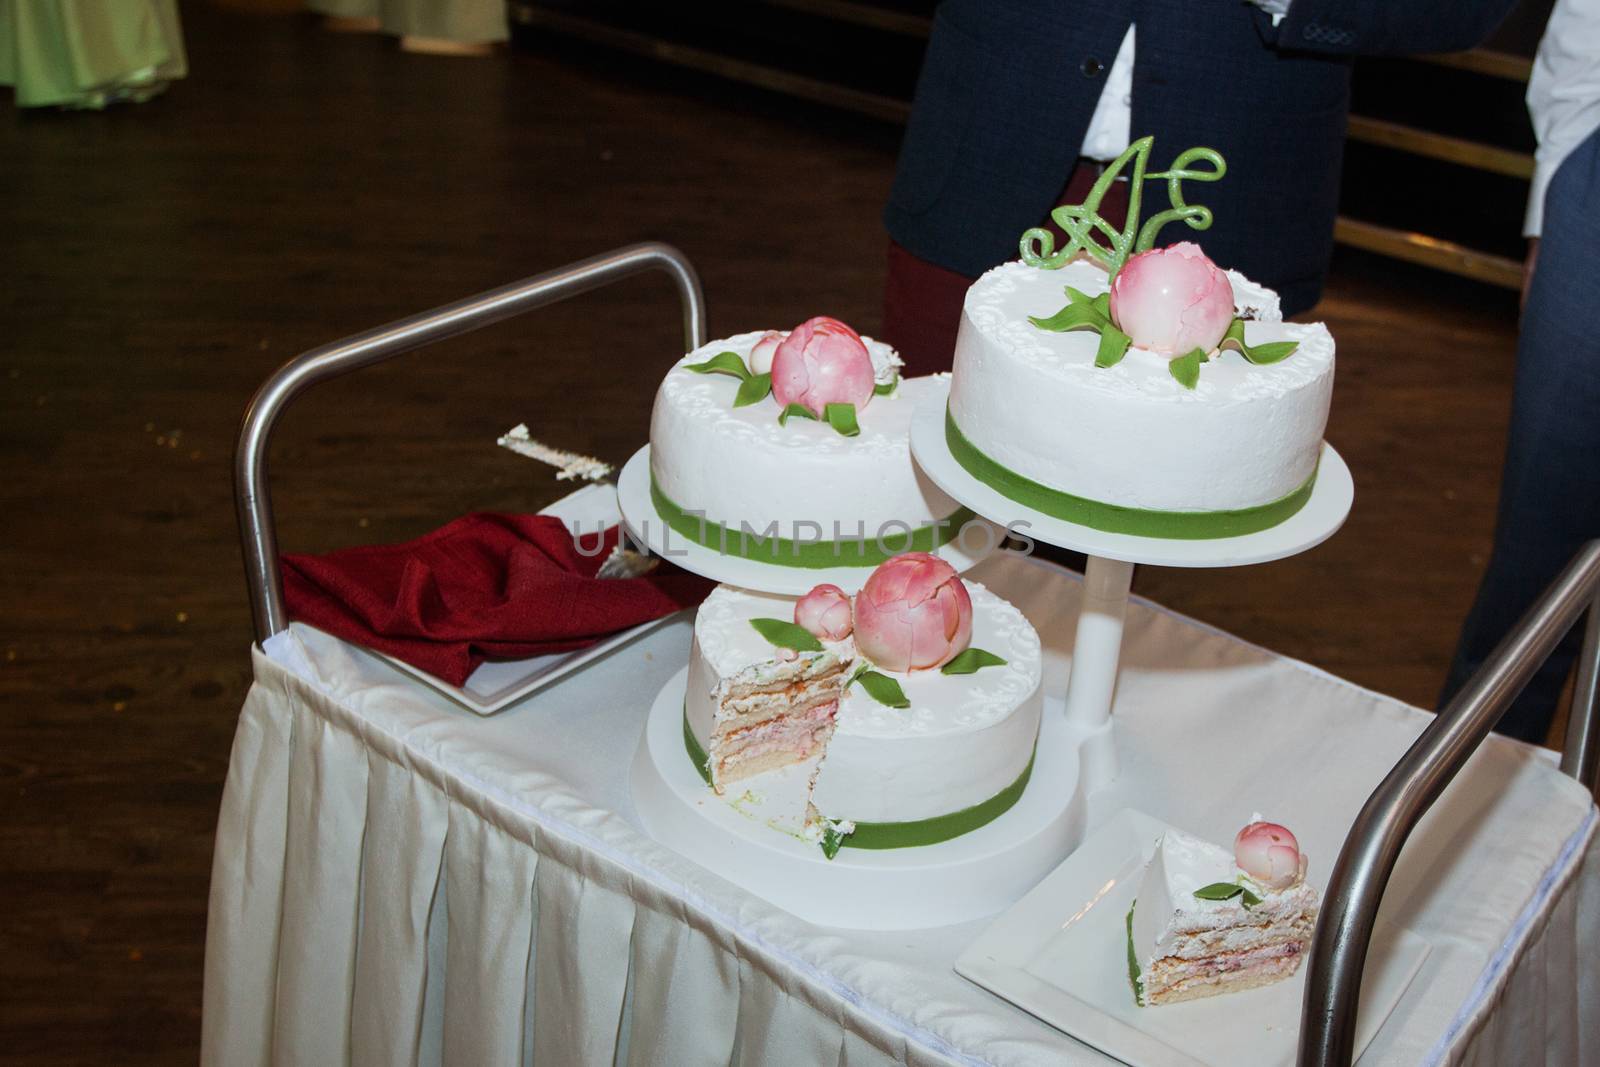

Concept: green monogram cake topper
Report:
left=1019, top=136, right=1227, bottom=278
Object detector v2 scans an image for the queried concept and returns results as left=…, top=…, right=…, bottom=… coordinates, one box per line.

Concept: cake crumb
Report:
left=497, top=424, right=613, bottom=482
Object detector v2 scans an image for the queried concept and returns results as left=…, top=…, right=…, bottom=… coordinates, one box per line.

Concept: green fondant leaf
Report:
left=1029, top=300, right=1109, bottom=333
left=1169, top=349, right=1203, bottom=390
left=1223, top=318, right=1247, bottom=350
left=1221, top=318, right=1300, bottom=365
left=778, top=402, right=819, bottom=426
left=749, top=617, right=823, bottom=652
left=1127, top=901, right=1144, bottom=1006
left=1242, top=341, right=1299, bottom=365
left=1065, top=285, right=1095, bottom=305
left=940, top=647, right=1008, bottom=675
left=1192, top=881, right=1245, bottom=901
left=1092, top=292, right=1111, bottom=317
left=824, top=402, right=860, bottom=437
left=820, top=823, right=846, bottom=860
left=685, top=350, right=752, bottom=380
left=1241, top=887, right=1264, bottom=909
left=851, top=667, right=909, bottom=709
left=873, top=375, right=899, bottom=397
left=1095, top=324, right=1132, bottom=369
left=733, top=372, right=772, bottom=408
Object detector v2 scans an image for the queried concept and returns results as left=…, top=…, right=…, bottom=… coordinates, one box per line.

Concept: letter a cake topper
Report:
left=1019, top=136, right=1227, bottom=279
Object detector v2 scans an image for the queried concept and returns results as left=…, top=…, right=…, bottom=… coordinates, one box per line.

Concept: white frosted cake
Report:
left=1128, top=821, right=1319, bottom=1006
left=684, top=569, right=1042, bottom=855
left=650, top=326, right=970, bottom=567
left=948, top=256, right=1335, bottom=538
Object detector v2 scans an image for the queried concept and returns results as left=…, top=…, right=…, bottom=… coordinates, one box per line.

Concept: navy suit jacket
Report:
left=883, top=0, right=1516, bottom=314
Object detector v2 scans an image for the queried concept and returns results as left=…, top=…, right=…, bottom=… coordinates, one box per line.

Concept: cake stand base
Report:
left=908, top=382, right=1355, bottom=793
left=630, top=667, right=1090, bottom=930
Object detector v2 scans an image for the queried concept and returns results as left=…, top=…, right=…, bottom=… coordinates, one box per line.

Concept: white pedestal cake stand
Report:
left=907, top=380, right=1355, bottom=793
left=615, top=444, right=1004, bottom=595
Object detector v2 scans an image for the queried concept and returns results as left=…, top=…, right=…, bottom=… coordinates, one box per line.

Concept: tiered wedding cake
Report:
left=647, top=315, right=1044, bottom=857
left=640, top=138, right=1339, bottom=903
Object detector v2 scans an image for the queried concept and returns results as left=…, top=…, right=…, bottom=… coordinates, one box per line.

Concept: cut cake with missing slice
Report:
left=706, top=649, right=852, bottom=793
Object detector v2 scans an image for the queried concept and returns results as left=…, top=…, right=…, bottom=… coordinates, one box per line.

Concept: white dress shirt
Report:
left=1079, top=1, right=1294, bottom=164
left=1524, top=0, right=1600, bottom=236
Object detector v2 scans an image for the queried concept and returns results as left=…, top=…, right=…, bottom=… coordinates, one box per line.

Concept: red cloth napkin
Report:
left=282, top=512, right=712, bottom=686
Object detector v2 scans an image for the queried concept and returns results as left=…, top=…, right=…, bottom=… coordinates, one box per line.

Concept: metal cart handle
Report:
left=234, top=242, right=707, bottom=644
left=1299, top=540, right=1600, bottom=1065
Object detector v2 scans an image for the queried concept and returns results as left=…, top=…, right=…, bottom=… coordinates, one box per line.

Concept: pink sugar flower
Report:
left=1234, top=820, right=1308, bottom=890
left=853, top=552, right=973, bottom=672
left=1109, top=242, right=1235, bottom=356
left=770, top=316, right=875, bottom=418
left=795, top=583, right=853, bottom=642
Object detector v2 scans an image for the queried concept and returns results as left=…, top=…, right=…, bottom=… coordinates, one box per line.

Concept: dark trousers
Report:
left=883, top=161, right=1130, bottom=377
left=1441, top=124, right=1600, bottom=743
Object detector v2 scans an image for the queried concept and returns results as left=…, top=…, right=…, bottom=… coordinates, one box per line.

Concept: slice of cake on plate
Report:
left=685, top=553, right=1042, bottom=857
left=1128, top=818, right=1319, bottom=1005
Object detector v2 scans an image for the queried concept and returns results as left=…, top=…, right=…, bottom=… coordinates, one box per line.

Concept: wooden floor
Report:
left=0, top=5, right=1534, bottom=1063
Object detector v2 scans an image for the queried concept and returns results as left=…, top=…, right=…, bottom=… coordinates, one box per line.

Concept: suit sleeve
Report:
left=1253, top=0, right=1519, bottom=58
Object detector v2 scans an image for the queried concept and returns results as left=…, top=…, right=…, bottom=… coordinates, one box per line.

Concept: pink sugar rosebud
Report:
left=747, top=330, right=786, bottom=376
left=1234, top=821, right=1307, bottom=890
left=770, top=316, right=875, bottom=418
left=852, top=552, right=974, bottom=672
left=1108, top=242, right=1235, bottom=357
left=795, top=583, right=853, bottom=642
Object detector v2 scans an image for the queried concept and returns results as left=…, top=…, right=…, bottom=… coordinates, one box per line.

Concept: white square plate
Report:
left=955, top=809, right=1430, bottom=1067
left=375, top=483, right=678, bottom=715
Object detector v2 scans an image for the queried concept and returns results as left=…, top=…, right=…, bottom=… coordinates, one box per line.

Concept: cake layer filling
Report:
left=718, top=680, right=843, bottom=734
left=1144, top=943, right=1307, bottom=1005
left=713, top=701, right=837, bottom=788
left=1159, top=914, right=1315, bottom=960
left=710, top=663, right=848, bottom=792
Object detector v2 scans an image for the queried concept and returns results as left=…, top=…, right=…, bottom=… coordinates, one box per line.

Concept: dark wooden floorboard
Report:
left=0, top=5, right=1528, bottom=1062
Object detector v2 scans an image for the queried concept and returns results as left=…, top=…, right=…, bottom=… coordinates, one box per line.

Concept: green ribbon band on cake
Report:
left=683, top=706, right=1034, bottom=850
left=651, top=475, right=977, bottom=568
left=945, top=407, right=1317, bottom=540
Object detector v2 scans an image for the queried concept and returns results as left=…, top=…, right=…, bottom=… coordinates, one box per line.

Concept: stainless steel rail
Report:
left=234, top=242, right=707, bottom=644
left=1299, top=540, right=1600, bottom=1066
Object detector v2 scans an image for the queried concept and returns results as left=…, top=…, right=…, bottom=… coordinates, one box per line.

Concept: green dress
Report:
left=0, top=0, right=186, bottom=109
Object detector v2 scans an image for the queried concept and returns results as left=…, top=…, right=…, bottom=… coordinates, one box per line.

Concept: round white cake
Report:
left=650, top=331, right=970, bottom=567
left=685, top=581, right=1042, bottom=842
left=948, top=259, right=1335, bottom=536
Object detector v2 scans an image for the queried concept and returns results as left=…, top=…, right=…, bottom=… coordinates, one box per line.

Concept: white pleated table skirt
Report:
left=200, top=554, right=1600, bottom=1066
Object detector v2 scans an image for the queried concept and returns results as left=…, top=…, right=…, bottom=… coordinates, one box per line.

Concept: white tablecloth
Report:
left=201, top=553, right=1599, bottom=1066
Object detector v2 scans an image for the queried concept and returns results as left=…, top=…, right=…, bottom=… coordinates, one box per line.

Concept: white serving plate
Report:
left=614, top=444, right=1004, bottom=595
left=909, top=380, right=1354, bottom=568
left=374, top=483, right=677, bottom=715
left=955, top=809, right=1429, bottom=1067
